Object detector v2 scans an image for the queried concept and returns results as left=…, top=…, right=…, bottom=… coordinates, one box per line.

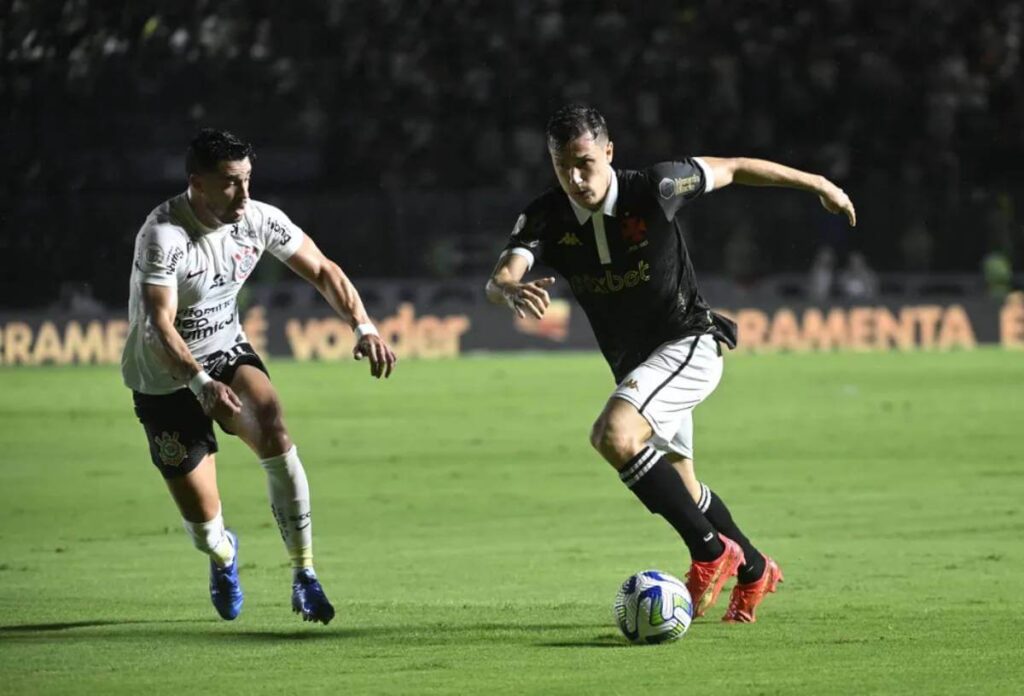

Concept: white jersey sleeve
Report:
left=137, top=224, right=189, bottom=288
left=123, top=194, right=306, bottom=395
left=247, top=201, right=305, bottom=262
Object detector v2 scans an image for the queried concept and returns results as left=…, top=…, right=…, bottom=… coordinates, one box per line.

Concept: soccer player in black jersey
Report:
left=486, top=105, right=856, bottom=622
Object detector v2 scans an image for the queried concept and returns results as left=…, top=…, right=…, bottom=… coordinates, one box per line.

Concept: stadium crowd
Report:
left=2, top=0, right=1023, bottom=305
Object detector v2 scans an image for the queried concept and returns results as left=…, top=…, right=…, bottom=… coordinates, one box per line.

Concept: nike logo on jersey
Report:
left=186, top=269, right=206, bottom=279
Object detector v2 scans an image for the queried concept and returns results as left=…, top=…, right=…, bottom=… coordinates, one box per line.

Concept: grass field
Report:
left=1, top=350, right=1022, bottom=695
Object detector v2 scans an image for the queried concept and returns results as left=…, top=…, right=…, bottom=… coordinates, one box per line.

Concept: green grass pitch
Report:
left=1, top=350, right=1022, bottom=694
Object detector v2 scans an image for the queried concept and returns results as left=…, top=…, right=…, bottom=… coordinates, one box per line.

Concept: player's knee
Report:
left=251, top=398, right=281, bottom=428
left=590, top=416, right=644, bottom=466
left=252, top=399, right=290, bottom=452
left=588, top=418, right=605, bottom=453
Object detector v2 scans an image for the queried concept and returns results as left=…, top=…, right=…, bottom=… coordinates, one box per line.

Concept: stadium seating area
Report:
left=2, top=0, right=1023, bottom=306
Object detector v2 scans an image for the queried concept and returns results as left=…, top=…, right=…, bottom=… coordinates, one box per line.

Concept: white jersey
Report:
left=121, top=192, right=304, bottom=394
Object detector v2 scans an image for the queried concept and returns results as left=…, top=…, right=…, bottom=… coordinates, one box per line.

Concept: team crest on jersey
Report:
left=154, top=431, right=187, bottom=467
left=233, top=246, right=258, bottom=281
left=621, top=216, right=648, bottom=245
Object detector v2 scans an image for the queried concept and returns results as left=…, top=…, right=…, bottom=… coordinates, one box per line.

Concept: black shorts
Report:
left=133, top=342, right=269, bottom=479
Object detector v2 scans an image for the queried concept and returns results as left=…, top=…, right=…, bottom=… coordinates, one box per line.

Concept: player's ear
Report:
left=606, top=139, right=614, bottom=163
left=188, top=173, right=204, bottom=194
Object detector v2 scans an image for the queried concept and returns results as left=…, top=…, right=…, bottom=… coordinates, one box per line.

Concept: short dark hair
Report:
left=545, top=105, right=609, bottom=150
left=185, top=129, right=255, bottom=176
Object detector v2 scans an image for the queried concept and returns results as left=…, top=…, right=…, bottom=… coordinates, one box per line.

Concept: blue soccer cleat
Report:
left=209, top=530, right=244, bottom=620
left=291, top=569, right=335, bottom=625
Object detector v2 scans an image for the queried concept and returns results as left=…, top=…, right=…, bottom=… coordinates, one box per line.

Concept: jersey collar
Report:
left=568, top=169, right=618, bottom=226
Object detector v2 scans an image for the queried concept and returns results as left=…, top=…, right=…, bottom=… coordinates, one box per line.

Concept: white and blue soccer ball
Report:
left=614, top=569, right=693, bottom=645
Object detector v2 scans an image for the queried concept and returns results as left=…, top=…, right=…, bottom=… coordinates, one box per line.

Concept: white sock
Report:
left=182, top=508, right=235, bottom=568
left=259, top=445, right=313, bottom=571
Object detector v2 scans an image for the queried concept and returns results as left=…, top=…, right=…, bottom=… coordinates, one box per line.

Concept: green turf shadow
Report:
left=0, top=619, right=198, bottom=633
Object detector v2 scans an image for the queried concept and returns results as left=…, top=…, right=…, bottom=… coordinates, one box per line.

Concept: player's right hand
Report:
left=503, top=277, right=556, bottom=319
left=818, top=179, right=857, bottom=227
left=353, top=334, right=398, bottom=379
left=197, top=380, right=243, bottom=418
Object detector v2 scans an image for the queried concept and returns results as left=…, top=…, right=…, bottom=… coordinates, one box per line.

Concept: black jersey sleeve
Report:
left=501, top=200, right=549, bottom=270
left=646, top=159, right=712, bottom=221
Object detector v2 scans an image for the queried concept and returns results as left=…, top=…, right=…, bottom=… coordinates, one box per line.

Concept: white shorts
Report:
left=611, top=334, right=723, bottom=459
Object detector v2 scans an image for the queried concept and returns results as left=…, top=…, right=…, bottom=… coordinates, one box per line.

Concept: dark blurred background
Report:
left=2, top=0, right=1022, bottom=310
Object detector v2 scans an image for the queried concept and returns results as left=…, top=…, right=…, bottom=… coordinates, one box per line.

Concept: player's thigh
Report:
left=221, top=364, right=291, bottom=457
left=165, top=454, right=223, bottom=523
left=613, top=334, right=722, bottom=458
left=203, top=341, right=280, bottom=431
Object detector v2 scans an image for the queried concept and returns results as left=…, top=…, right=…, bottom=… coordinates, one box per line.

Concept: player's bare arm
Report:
left=485, top=253, right=556, bottom=320
left=699, top=156, right=857, bottom=227
left=141, top=283, right=242, bottom=416
left=285, top=235, right=397, bottom=378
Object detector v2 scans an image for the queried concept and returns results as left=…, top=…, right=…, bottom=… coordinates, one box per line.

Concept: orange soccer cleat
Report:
left=722, top=556, right=783, bottom=623
left=686, top=535, right=745, bottom=617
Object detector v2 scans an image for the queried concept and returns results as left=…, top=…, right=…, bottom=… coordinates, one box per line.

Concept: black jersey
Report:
left=503, top=160, right=737, bottom=382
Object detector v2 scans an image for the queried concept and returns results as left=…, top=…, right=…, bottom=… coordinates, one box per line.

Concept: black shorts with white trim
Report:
left=132, top=342, right=270, bottom=478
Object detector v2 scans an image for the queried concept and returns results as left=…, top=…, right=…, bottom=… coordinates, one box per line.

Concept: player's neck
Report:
left=186, top=187, right=228, bottom=231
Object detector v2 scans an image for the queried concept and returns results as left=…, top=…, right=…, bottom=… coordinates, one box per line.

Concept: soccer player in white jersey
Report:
left=487, top=105, right=856, bottom=622
left=122, top=129, right=397, bottom=624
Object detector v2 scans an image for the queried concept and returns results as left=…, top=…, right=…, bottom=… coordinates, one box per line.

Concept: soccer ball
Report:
left=614, top=569, right=693, bottom=645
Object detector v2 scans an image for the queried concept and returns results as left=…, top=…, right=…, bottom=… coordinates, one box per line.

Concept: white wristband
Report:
left=188, top=370, right=213, bottom=395
left=354, top=323, right=378, bottom=341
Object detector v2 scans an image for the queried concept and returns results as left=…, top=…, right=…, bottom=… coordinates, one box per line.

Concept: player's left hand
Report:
left=353, top=334, right=397, bottom=378
left=818, top=179, right=857, bottom=227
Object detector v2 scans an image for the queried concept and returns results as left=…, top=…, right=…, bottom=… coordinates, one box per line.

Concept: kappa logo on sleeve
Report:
left=658, top=175, right=701, bottom=199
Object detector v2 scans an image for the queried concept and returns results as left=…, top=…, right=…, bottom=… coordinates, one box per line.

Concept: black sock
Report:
left=620, top=447, right=724, bottom=562
left=697, top=483, right=766, bottom=584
